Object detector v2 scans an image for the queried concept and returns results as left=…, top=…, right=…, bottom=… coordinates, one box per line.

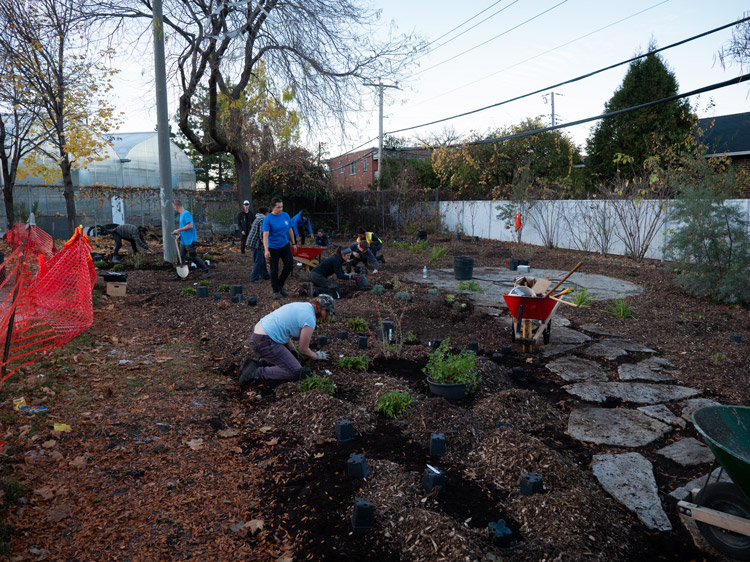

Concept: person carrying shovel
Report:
left=238, top=294, right=334, bottom=386
left=171, top=199, right=210, bottom=280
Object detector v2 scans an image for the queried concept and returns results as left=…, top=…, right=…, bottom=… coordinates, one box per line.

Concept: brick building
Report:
left=328, top=146, right=433, bottom=192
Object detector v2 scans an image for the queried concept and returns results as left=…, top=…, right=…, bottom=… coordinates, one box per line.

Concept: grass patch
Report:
left=180, top=288, right=196, bottom=297
left=570, top=286, right=595, bottom=308
left=375, top=390, right=414, bottom=419
left=429, top=246, right=448, bottom=261
left=458, top=280, right=482, bottom=292
left=217, top=284, right=231, bottom=292
left=299, top=374, right=335, bottom=396
left=607, top=297, right=633, bottom=319
left=346, top=317, right=369, bottom=332
left=337, top=356, right=370, bottom=371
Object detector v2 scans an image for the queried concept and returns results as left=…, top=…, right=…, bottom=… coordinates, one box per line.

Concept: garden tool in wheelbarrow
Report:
left=173, top=236, right=189, bottom=279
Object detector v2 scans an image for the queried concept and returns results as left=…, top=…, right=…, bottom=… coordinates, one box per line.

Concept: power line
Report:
left=387, top=16, right=750, bottom=136
left=416, top=0, right=671, bottom=106
left=409, top=0, right=568, bottom=79
left=468, top=73, right=750, bottom=146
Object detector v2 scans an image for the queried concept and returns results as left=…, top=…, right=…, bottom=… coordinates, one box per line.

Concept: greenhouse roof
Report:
left=103, top=132, right=158, bottom=160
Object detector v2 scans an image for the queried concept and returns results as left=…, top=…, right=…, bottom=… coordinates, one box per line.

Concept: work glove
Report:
left=350, top=274, right=362, bottom=283
left=315, top=351, right=329, bottom=360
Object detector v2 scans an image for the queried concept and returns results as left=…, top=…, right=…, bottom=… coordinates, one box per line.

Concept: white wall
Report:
left=439, top=199, right=750, bottom=260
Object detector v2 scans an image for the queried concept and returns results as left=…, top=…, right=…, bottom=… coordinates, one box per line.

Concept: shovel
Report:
left=174, top=236, right=189, bottom=279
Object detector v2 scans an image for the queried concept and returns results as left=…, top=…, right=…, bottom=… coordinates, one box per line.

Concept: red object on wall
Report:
left=514, top=212, right=522, bottom=232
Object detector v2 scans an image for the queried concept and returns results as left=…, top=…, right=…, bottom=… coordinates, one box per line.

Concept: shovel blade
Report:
left=176, top=265, right=189, bottom=278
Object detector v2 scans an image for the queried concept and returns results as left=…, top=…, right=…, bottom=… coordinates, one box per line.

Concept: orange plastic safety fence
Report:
left=0, top=225, right=96, bottom=386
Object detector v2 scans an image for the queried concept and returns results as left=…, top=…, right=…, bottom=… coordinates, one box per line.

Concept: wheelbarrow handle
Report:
left=543, top=262, right=582, bottom=298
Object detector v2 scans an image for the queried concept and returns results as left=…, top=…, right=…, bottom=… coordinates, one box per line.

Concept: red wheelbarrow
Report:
left=503, top=292, right=560, bottom=353
left=292, top=246, right=326, bottom=271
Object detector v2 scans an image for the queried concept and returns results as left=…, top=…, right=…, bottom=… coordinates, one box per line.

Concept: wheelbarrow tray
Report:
left=293, top=247, right=325, bottom=260
left=693, top=405, right=750, bottom=499
left=503, top=294, right=558, bottom=320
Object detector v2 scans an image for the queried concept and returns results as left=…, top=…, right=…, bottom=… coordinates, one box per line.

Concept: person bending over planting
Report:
left=109, top=224, right=154, bottom=263
left=346, top=239, right=379, bottom=275
left=310, top=246, right=368, bottom=293
left=239, top=294, right=334, bottom=385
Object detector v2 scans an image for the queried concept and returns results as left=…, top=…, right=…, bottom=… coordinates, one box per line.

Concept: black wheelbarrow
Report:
left=678, top=405, right=750, bottom=560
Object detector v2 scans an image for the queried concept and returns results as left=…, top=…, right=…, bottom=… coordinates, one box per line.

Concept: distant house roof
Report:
left=697, top=112, right=750, bottom=157
left=103, top=132, right=159, bottom=160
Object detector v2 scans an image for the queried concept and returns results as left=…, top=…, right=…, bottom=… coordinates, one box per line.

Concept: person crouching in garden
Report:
left=310, top=246, right=368, bottom=292
left=238, top=294, right=334, bottom=386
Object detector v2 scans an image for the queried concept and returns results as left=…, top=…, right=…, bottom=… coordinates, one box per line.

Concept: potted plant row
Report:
left=423, top=338, right=480, bottom=399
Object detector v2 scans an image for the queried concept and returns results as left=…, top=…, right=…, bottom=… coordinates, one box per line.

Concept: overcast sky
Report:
left=111, top=0, right=750, bottom=158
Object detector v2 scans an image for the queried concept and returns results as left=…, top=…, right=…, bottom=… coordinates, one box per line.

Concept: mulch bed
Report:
left=1, top=233, right=746, bottom=561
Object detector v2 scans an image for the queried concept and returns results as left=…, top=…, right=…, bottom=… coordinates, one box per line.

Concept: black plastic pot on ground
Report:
left=416, top=230, right=427, bottom=241
left=453, top=256, right=474, bottom=280
left=196, top=286, right=209, bottom=298
left=426, top=378, right=472, bottom=400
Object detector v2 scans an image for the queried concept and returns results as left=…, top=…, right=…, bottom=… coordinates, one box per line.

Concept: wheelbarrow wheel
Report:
left=696, top=482, right=750, bottom=560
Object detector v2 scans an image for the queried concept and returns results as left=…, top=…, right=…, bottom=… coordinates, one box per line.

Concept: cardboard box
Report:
left=106, top=282, right=127, bottom=297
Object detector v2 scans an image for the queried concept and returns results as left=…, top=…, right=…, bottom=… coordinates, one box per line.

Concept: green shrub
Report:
left=218, top=284, right=231, bottom=292
left=337, top=356, right=370, bottom=371
left=392, top=241, right=410, bottom=251
left=370, top=285, right=386, bottom=295
left=347, top=317, right=369, bottom=332
left=395, top=291, right=412, bottom=302
left=607, top=297, right=632, bottom=319
left=375, top=390, right=414, bottom=419
left=423, top=338, right=480, bottom=391
left=428, top=288, right=439, bottom=295
left=93, top=260, right=108, bottom=269
left=198, top=280, right=211, bottom=286
left=180, top=288, right=196, bottom=296
left=445, top=294, right=455, bottom=304
left=132, top=253, right=144, bottom=269
left=571, top=286, right=595, bottom=308
left=429, top=246, right=448, bottom=261
left=458, top=280, right=481, bottom=292
left=299, top=374, right=335, bottom=396
left=410, top=240, right=428, bottom=253
left=710, top=352, right=726, bottom=365
left=202, top=253, right=214, bottom=261
left=665, top=175, right=750, bottom=304
left=111, top=263, right=125, bottom=272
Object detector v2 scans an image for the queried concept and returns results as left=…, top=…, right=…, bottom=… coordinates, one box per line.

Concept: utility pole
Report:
left=153, top=0, right=176, bottom=262
left=364, top=80, right=398, bottom=191
left=543, top=92, right=563, bottom=127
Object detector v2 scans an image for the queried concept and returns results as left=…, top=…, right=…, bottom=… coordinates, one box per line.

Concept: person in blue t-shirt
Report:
left=238, top=294, right=334, bottom=385
left=290, top=209, right=313, bottom=245
left=171, top=199, right=210, bottom=279
left=262, top=197, right=297, bottom=299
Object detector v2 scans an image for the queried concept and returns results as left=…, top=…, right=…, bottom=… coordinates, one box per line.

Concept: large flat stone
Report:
left=568, top=408, right=671, bottom=447
left=592, top=453, right=672, bottom=531
left=637, top=404, right=686, bottom=428
left=549, top=327, right=591, bottom=345
left=618, top=363, right=674, bottom=382
left=604, top=338, right=657, bottom=353
left=582, top=341, right=629, bottom=360
left=657, top=438, right=713, bottom=466
left=579, top=324, right=616, bottom=336
left=547, top=356, right=609, bottom=382
left=680, top=398, right=722, bottom=423
left=564, top=382, right=701, bottom=404
left=540, top=344, right=579, bottom=357
left=639, top=357, right=676, bottom=371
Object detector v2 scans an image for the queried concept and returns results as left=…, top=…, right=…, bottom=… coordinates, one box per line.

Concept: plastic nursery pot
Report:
left=497, top=420, right=513, bottom=428
left=196, top=286, right=209, bottom=298
left=519, top=472, right=544, bottom=496
left=347, top=453, right=370, bottom=479
left=730, top=334, right=742, bottom=343
left=318, top=335, right=328, bottom=348
left=422, top=466, right=446, bottom=494
left=511, top=367, right=525, bottom=382
left=508, top=259, right=519, bottom=271
left=351, top=498, right=375, bottom=531
left=230, top=284, right=243, bottom=297
left=358, top=335, right=368, bottom=350
left=337, top=330, right=348, bottom=340
left=429, top=339, right=442, bottom=351
left=488, top=519, right=514, bottom=548
left=491, top=352, right=504, bottom=363
left=467, top=341, right=479, bottom=353
left=213, top=293, right=222, bottom=301
left=429, top=433, right=446, bottom=457
left=335, top=420, right=354, bottom=443
left=501, top=344, right=512, bottom=356
left=247, top=296, right=258, bottom=306
left=426, top=378, right=472, bottom=400
left=416, top=230, right=428, bottom=241
left=453, top=256, right=474, bottom=281
left=231, top=294, right=243, bottom=303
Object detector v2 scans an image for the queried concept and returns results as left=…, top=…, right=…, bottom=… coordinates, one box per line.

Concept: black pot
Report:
left=231, top=294, right=242, bottom=303
left=426, top=378, right=472, bottom=400
left=488, top=520, right=514, bottom=548
left=509, top=259, right=519, bottom=271
left=230, top=284, right=243, bottom=297
left=102, top=271, right=128, bottom=283
left=337, top=330, right=348, bottom=340
left=416, top=230, right=427, bottom=241
left=247, top=296, right=258, bottom=306
left=358, top=335, right=368, bottom=350
left=429, top=433, right=446, bottom=457
left=335, top=420, right=354, bottom=442
left=453, top=256, right=474, bottom=280
left=347, top=453, right=370, bottom=479
left=318, top=335, right=328, bottom=348
left=196, top=286, right=209, bottom=298
left=467, top=341, right=479, bottom=353
left=422, top=467, right=446, bottom=494
left=213, top=293, right=222, bottom=301
left=351, top=498, right=375, bottom=530
left=519, top=472, right=544, bottom=496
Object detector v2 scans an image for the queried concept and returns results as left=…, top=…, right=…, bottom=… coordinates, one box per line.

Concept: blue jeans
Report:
left=250, top=247, right=270, bottom=282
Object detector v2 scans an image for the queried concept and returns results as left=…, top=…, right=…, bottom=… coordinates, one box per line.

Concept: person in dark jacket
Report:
left=314, top=229, right=329, bottom=246
left=291, top=210, right=313, bottom=245
left=357, top=229, right=385, bottom=262
left=110, top=224, right=154, bottom=263
left=310, top=246, right=367, bottom=291
left=346, top=239, right=379, bottom=275
left=237, top=200, right=253, bottom=254
left=247, top=206, right=271, bottom=283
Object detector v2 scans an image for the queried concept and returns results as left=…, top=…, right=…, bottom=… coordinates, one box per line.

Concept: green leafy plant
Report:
left=429, top=246, right=448, bottom=261
left=445, top=294, right=455, bottom=304
left=423, top=338, right=480, bottom=391
left=458, top=280, right=482, bottom=292
left=132, top=253, right=144, bottom=269
left=404, top=331, right=417, bottom=343
left=571, top=286, right=595, bottom=308
left=337, top=356, right=370, bottom=371
left=347, top=317, right=369, bottom=332
left=111, top=263, right=125, bottom=272
left=202, top=253, right=214, bottom=261
left=607, top=297, right=632, bottom=319
left=299, top=374, right=335, bottom=396
left=180, top=288, right=196, bottom=296
left=93, top=260, right=108, bottom=269
left=427, top=288, right=439, bottom=295
left=710, top=352, right=726, bottom=365
left=392, top=241, right=411, bottom=251
left=394, top=291, right=412, bottom=302
left=410, top=240, right=428, bottom=253
left=370, top=285, right=386, bottom=295
left=375, top=390, right=414, bottom=419
left=218, top=284, right=231, bottom=292
left=197, top=280, right=211, bottom=286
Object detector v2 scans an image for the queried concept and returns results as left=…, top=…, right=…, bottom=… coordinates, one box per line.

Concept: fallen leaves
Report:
left=217, top=428, right=239, bottom=438
left=47, top=504, right=71, bottom=522
left=185, top=438, right=204, bottom=451
left=69, top=456, right=86, bottom=469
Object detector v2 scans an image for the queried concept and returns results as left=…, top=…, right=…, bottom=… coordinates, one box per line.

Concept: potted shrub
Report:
left=423, top=338, right=480, bottom=399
